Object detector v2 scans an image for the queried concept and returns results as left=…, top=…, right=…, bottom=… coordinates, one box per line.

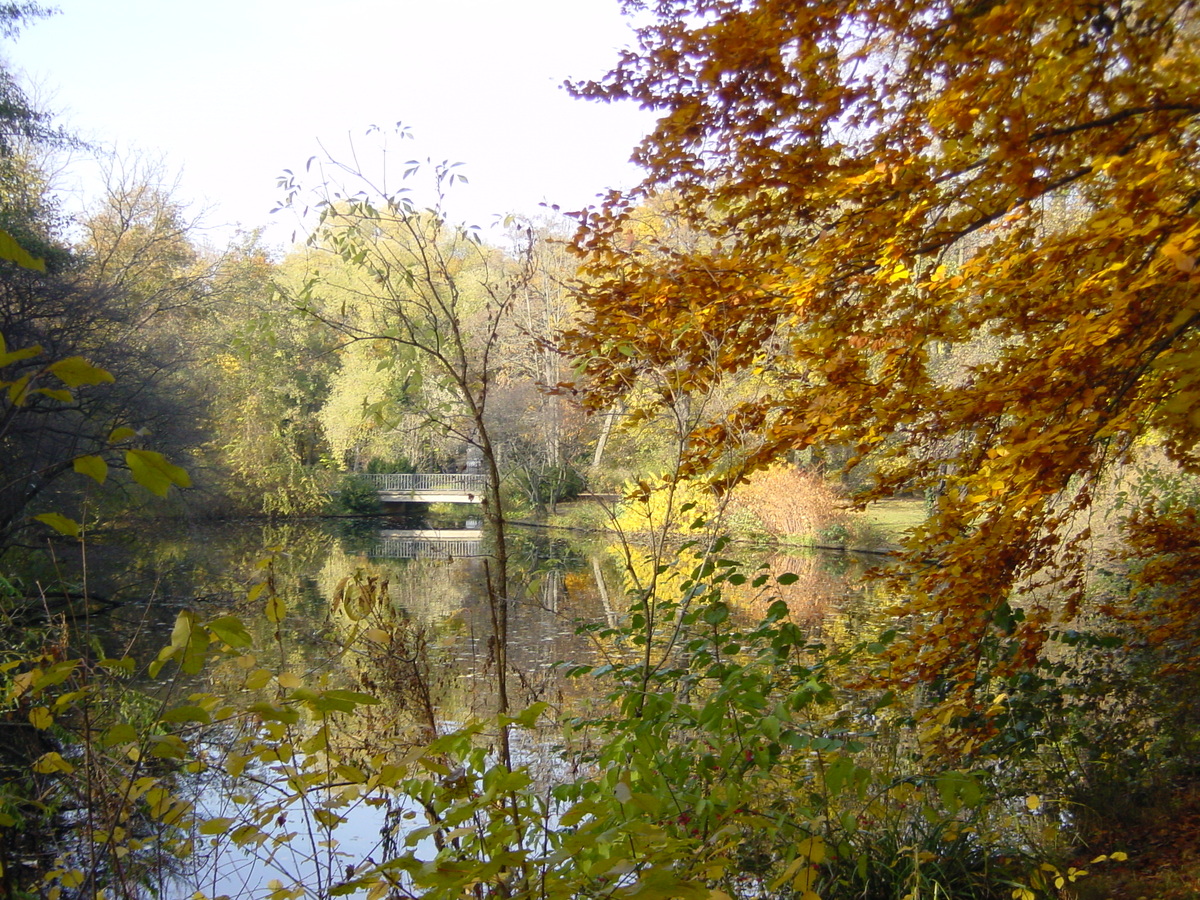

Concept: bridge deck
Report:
left=361, top=473, right=487, bottom=504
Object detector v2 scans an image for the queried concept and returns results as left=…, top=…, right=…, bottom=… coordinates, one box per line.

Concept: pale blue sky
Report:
left=4, top=0, right=654, bottom=250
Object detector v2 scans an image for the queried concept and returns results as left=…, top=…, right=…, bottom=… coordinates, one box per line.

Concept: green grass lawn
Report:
left=862, top=497, right=926, bottom=546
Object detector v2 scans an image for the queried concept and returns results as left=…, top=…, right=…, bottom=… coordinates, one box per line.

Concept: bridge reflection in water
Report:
left=371, top=528, right=484, bottom=559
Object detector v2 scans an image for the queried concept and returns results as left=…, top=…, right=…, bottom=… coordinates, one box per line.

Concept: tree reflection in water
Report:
left=1, top=519, right=866, bottom=898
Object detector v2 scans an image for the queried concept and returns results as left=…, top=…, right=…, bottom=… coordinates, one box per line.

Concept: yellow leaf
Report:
left=34, top=513, right=80, bottom=537
left=7, top=374, right=30, bottom=405
left=199, top=816, right=236, bottom=835
left=1026, top=795, right=1041, bottom=811
left=27, top=707, right=52, bottom=729
left=33, top=751, right=75, bottom=774
left=59, top=869, right=84, bottom=889
left=0, top=228, right=45, bottom=271
left=792, top=862, right=818, bottom=894
left=126, top=449, right=191, bottom=497
left=0, top=340, right=41, bottom=369
left=265, top=593, right=286, bottom=624
left=769, top=856, right=806, bottom=892
left=277, top=672, right=302, bottom=689
left=799, top=835, right=826, bottom=864
left=73, top=454, right=108, bottom=485
left=48, top=356, right=115, bottom=388
left=1162, top=241, right=1196, bottom=273
left=244, top=669, right=272, bottom=690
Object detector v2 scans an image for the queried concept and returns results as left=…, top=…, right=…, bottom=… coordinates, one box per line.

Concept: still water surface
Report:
left=39, top=516, right=873, bottom=897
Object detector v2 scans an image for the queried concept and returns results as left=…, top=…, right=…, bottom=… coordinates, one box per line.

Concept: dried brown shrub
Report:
left=731, top=464, right=851, bottom=540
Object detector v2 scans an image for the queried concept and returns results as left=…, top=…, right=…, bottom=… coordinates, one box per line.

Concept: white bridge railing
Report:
left=360, top=473, right=488, bottom=494
left=374, top=539, right=484, bottom=559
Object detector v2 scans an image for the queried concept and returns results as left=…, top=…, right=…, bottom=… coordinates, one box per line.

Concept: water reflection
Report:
left=372, top=527, right=484, bottom=559
left=6, top=517, right=882, bottom=898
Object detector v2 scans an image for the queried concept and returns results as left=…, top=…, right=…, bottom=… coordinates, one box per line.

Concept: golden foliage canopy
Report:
left=565, top=0, right=1200, bottom=696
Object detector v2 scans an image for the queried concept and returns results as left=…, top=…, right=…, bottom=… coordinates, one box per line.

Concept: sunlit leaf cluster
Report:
left=565, top=0, right=1200, bottom=714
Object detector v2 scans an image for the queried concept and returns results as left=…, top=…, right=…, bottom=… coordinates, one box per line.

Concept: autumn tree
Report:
left=488, top=217, right=592, bottom=511
left=73, top=163, right=221, bottom=440
left=0, top=91, right=204, bottom=536
left=194, top=234, right=337, bottom=515
left=565, top=0, right=1200, bottom=724
left=278, top=136, right=540, bottom=765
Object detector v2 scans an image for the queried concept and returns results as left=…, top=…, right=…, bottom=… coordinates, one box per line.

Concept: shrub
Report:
left=731, top=464, right=857, bottom=542
left=329, top=474, right=382, bottom=516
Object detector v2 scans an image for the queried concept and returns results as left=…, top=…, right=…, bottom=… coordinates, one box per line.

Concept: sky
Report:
left=3, top=0, right=656, bottom=252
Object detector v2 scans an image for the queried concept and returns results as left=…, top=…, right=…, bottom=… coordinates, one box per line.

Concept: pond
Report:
left=3, top=513, right=881, bottom=899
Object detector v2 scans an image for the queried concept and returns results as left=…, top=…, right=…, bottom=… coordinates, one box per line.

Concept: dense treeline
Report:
left=0, top=81, right=593, bottom=540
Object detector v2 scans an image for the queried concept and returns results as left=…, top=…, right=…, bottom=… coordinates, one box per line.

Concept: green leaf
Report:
left=0, top=228, right=45, bottom=271
left=34, top=513, right=80, bottom=537
left=48, top=356, right=114, bottom=388
left=207, top=615, right=252, bottom=648
left=180, top=626, right=209, bottom=676
left=170, top=609, right=195, bottom=652
left=161, top=610, right=210, bottom=673
left=147, top=734, right=189, bottom=759
left=244, top=668, right=272, bottom=690
left=7, top=374, right=30, bottom=405
left=159, top=705, right=212, bottom=725
left=824, top=756, right=857, bottom=797
left=31, top=660, right=78, bottom=691
left=309, top=689, right=378, bottom=713
left=126, top=449, right=191, bottom=496
left=322, top=689, right=381, bottom=706
left=515, top=700, right=548, bottom=727
left=761, top=715, right=781, bottom=740
left=301, top=727, right=330, bottom=755
left=248, top=701, right=300, bottom=724
left=937, top=772, right=980, bottom=812
left=74, top=455, right=108, bottom=485
left=109, top=426, right=138, bottom=443
left=313, top=809, right=346, bottom=829
left=100, top=723, right=139, bottom=747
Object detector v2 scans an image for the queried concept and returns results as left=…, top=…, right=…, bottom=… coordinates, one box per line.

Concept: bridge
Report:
left=372, top=528, right=484, bottom=559
left=360, top=473, right=487, bottom=504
